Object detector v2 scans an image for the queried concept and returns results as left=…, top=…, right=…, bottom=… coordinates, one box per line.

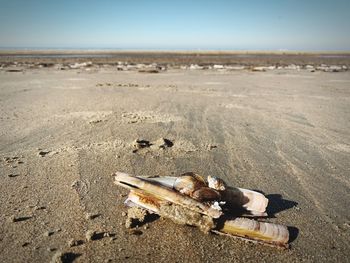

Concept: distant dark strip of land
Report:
left=0, top=50, right=349, bottom=66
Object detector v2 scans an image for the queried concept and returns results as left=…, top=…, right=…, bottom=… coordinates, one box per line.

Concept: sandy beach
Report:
left=0, top=56, right=349, bottom=262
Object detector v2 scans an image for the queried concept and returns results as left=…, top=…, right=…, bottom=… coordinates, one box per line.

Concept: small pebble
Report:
left=34, top=205, right=46, bottom=211
left=121, top=212, right=127, bottom=217
left=50, top=251, right=63, bottom=263
left=85, top=230, right=96, bottom=242
left=128, top=229, right=142, bottom=236
left=44, top=231, right=54, bottom=237
left=38, top=150, right=51, bottom=157
left=68, top=239, right=78, bottom=247
left=207, top=144, right=217, bottom=150
left=71, top=180, right=79, bottom=188
left=85, top=213, right=95, bottom=220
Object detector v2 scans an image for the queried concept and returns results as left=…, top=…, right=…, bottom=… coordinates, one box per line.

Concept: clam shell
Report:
left=173, top=172, right=207, bottom=196
left=192, top=187, right=221, bottom=202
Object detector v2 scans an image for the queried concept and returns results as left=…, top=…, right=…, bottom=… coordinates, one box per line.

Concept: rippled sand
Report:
left=0, top=67, right=349, bottom=262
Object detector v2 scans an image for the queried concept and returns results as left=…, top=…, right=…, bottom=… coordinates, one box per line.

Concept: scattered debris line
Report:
left=114, top=172, right=290, bottom=249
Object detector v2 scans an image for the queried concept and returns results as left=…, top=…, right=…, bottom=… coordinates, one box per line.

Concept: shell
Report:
left=126, top=190, right=162, bottom=213
left=217, top=217, right=289, bottom=248
left=127, top=190, right=215, bottom=233
left=143, top=174, right=268, bottom=215
left=207, top=175, right=226, bottom=191
left=223, top=187, right=269, bottom=215
left=125, top=186, right=288, bottom=247
left=173, top=172, right=207, bottom=196
left=192, top=187, right=221, bottom=202
left=143, top=173, right=217, bottom=201
left=143, top=173, right=206, bottom=194
left=115, top=171, right=289, bottom=248
left=207, top=175, right=268, bottom=215
left=143, top=176, right=177, bottom=188
left=114, top=172, right=222, bottom=218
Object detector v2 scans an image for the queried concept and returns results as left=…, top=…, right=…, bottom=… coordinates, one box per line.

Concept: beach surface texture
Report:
left=0, top=53, right=349, bottom=262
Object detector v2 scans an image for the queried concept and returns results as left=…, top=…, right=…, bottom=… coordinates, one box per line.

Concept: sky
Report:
left=0, top=0, right=349, bottom=51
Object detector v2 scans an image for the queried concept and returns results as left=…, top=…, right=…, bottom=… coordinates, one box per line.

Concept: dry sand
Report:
left=0, top=63, right=349, bottom=262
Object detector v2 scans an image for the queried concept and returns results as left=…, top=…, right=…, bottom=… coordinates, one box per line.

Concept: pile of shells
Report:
left=114, top=172, right=290, bottom=248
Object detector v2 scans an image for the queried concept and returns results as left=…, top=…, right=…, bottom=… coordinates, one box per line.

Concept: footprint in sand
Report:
left=131, top=138, right=198, bottom=154
left=132, top=138, right=174, bottom=153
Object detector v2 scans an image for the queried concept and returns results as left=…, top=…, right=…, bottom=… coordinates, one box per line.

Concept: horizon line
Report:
left=1, top=48, right=350, bottom=55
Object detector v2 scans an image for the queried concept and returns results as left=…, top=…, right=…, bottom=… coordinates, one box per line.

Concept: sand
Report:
left=0, top=62, right=349, bottom=262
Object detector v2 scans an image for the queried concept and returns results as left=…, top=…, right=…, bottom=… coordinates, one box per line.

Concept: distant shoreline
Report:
left=1, top=50, right=350, bottom=66
left=1, top=49, right=350, bottom=55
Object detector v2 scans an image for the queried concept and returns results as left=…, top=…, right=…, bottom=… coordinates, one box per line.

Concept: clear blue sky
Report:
left=0, top=0, right=349, bottom=50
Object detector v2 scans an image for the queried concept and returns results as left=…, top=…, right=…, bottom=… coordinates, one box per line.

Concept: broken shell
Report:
left=127, top=191, right=216, bottom=233
left=114, top=172, right=222, bottom=218
left=208, top=175, right=226, bottom=191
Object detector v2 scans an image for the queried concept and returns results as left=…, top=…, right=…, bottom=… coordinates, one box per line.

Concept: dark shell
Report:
left=192, top=187, right=221, bottom=202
